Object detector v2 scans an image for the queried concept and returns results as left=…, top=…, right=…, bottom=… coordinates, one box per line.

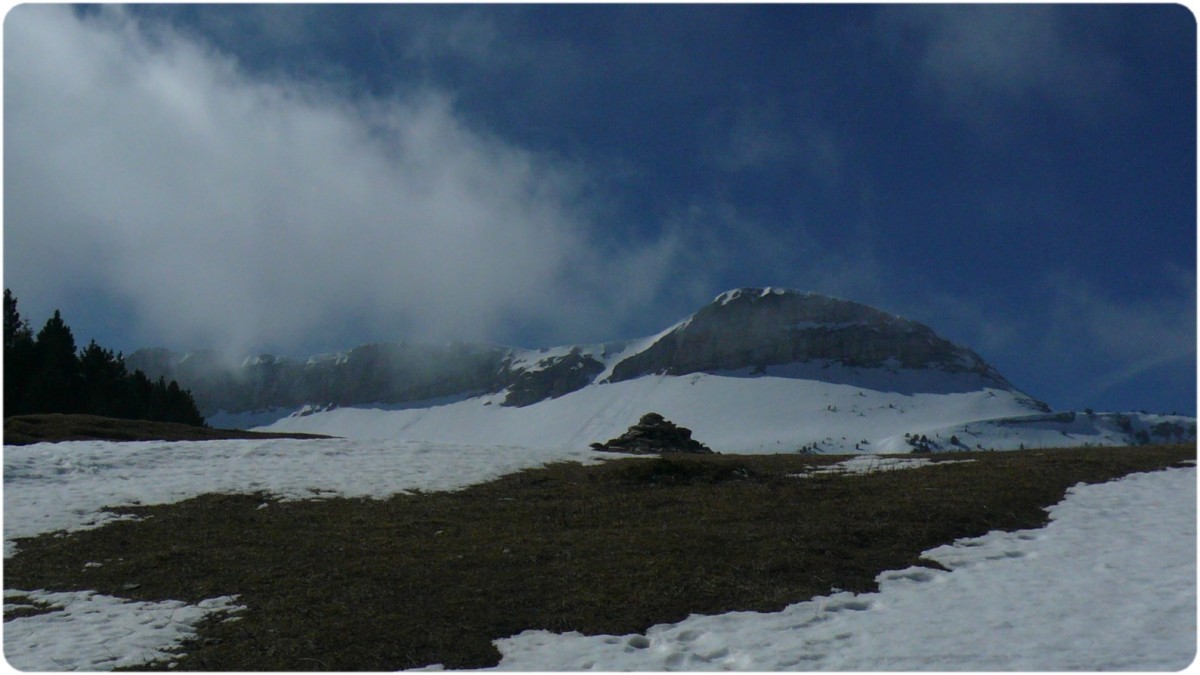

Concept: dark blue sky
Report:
left=5, top=4, right=1195, bottom=414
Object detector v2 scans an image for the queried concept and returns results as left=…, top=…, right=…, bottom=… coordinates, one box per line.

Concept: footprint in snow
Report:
left=823, top=598, right=872, bottom=612
left=984, top=550, right=1026, bottom=561
left=883, top=568, right=937, bottom=584
left=626, top=635, right=651, bottom=650
left=698, top=646, right=730, bottom=661
left=776, top=652, right=826, bottom=667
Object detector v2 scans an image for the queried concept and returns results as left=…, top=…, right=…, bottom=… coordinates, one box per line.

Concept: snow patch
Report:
left=4, top=590, right=244, bottom=671
left=791, top=455, right=975, bottom=477
left=715, top=286, right=799, bottom=305
left=875, top=411, right=1196, bottom=453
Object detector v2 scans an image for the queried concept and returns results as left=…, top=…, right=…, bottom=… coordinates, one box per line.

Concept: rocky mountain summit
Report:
left=610, top=288, right=1009, bottom=385
left=590, top=412, right=715, bottom=454
left=127, top=287, right=1041, bottom=417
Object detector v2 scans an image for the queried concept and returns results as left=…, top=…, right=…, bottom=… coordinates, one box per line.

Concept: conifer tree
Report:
left=162, top=378, right=205, bottom=426
left=79, top=340, right=128, bottom=418
left=29, top=310, right=82, bottom=413
left=4, top=290, right=206, bottom=426
left=4, top=289, right=35, bottom=416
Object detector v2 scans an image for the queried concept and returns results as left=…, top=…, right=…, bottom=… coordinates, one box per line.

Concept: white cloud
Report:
left=4, top=6, right=688, bottom=355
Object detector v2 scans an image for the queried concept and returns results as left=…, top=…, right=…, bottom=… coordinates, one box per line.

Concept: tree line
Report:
left=4, top=289, right=205, bottom=426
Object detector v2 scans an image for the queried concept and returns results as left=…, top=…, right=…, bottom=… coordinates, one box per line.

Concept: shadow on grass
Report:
left=4, top=444, right=1195, bottom=670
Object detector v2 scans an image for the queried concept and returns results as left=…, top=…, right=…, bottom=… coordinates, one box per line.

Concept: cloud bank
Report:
left=5, top=6, right=690, bottom=356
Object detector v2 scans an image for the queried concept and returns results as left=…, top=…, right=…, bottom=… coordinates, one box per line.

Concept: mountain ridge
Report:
left=127, top=287, right=1041, bottom=417
left=122, top=287, right=1196, bottom=454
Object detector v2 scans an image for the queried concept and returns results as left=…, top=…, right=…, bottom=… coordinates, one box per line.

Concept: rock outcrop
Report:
left=501, top=348, right=606, bottom=407
left=590, top=412, right=715, bottom=454
left=608, top=288, right=1012, bottom=387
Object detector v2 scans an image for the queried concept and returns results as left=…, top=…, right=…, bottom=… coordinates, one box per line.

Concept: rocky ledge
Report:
left=590, top=412, right=715, bottom=454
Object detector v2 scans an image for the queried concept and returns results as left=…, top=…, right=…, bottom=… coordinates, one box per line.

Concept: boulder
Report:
left=591, top=412, right=715, bottom=454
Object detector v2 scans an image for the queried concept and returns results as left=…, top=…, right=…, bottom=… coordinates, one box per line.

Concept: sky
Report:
left=3, top=4, right=1195, bottom=415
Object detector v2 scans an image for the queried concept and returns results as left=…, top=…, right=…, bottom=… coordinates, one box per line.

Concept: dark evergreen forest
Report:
left=4, top=289, right=205, bottom=426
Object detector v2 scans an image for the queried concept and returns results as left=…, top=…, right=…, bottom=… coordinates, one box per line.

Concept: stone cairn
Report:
left=590, top=412, right=715, bottom=454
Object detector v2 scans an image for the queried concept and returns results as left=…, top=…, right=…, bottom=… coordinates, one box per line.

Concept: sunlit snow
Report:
left=789, top=454, right=976, bottom=477
left=254, top=369, right=1044, bottom=453
left=252, top=369, right=1190, bottom=456
left=4, top=591, right=243, bottom=671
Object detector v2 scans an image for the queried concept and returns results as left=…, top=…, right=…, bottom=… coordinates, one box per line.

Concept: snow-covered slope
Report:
left=252, top=364, right=1029, bottom=453
left=133, top=287, right=1193, bottom=453
left=873, top=411, right=1197, bottom=453
left=256, top=366, right=1191, bottom=453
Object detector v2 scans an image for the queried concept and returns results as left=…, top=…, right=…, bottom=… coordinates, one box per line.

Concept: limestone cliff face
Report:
left=128, top=287, right=1026, bottom=415
left=607, top=288, right=1011, bottom=387
left=500, top=348, right=605, bottom=407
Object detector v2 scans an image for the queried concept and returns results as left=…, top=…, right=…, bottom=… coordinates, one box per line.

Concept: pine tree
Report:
left=79, top=340, right=128, bottom=418
left=124, top=370, right=156, bottom=420
left=28, top=310, right=82, bottom=413
left=4, top=289, right=35, bottom=416
left=4, top=291, right=206, bottom=426
left=4, top=289, right=32, bottom=348
left=163, top=379, right=205, bottom=426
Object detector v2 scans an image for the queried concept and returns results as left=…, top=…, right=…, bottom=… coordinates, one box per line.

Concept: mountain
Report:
left=126, top=287, right=1193, bottom=453
left=127, top=288, right=1031, bottom=415
left=608, top=288, right=1013, bottom=384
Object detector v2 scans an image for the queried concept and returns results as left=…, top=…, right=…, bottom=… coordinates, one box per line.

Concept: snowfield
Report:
left=244, top=367, right=1192, bottom=455
left=3, top=437, right=1195, bottom=671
